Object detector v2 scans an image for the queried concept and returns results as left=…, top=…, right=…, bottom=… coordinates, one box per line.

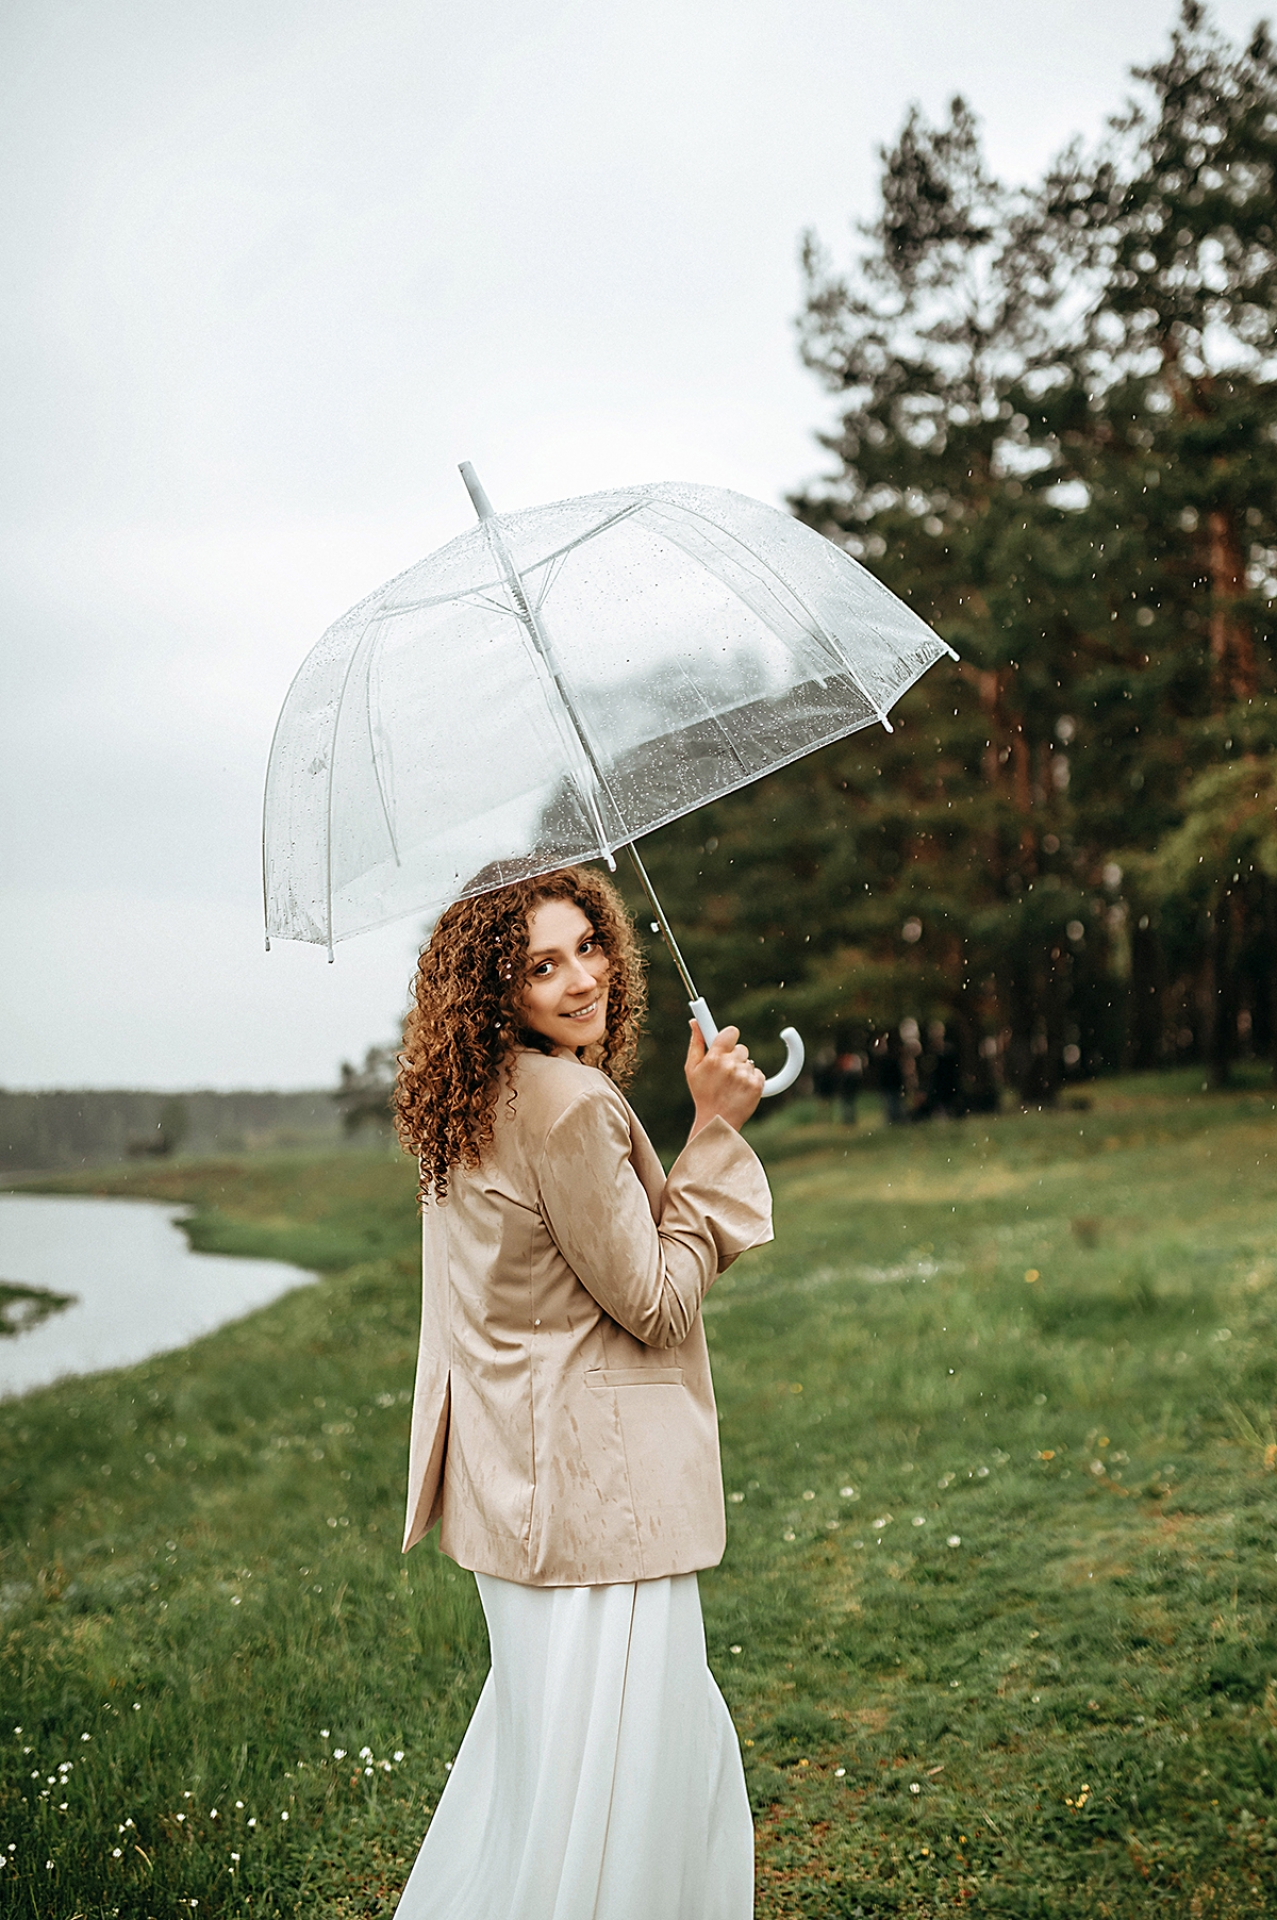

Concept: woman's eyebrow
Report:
left=525, top=928, right=596, bottom=962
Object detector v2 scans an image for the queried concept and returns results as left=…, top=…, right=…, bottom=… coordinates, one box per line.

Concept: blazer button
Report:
left=533, top=1319, right=541, bottom=1327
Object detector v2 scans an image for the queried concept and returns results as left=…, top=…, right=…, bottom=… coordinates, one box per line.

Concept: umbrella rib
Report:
left=645, top=499, right=935, bottom=729
left=378, top=503, right=648, bottom=622
left=517, top=499, right=650, bottom=585
left=362, top=621, right=402, bottom=870
left=459, top=590, right=521, bottom=619
left=322, top=618, right=378, bottom=960
left=377, top=572, right=509, bottom=617
left=530, top=549, right=569, bottom=615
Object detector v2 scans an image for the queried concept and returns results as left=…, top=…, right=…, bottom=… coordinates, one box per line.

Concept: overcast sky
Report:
left=1, top=0, right=1267, bottom=1090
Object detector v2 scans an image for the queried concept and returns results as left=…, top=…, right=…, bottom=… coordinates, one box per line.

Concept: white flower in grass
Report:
left=393, top=1751, right=404, bottom=1763
left=280, top=1811, right=289, bottom=1822
left=247, top=1818, right=256, bottom=1828
left=359, top=1746, right=372, bottom=1759
left=112, top=1848, right=122, bottom=1858
left=947, top=1535, right=962, bottom=1548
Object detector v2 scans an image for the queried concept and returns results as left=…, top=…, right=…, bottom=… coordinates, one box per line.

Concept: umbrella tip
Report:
left=942, top=641, right=960, bottom=660
left=459, top=462, right=494, bottom=521
left=877, top=712, right=895, bottom=735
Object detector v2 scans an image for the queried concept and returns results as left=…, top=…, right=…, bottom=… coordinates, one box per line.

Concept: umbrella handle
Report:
left=689, top=997, right=805, bottom=1099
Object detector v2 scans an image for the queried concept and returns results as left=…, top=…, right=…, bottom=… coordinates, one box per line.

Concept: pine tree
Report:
left=623, top=4, right=1277, bottom=1138
left=1041, top=2, right=1277, bottom=1082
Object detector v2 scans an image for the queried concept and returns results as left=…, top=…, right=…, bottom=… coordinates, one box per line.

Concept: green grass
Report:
left=4, top=1078, right=1277, bottom=1915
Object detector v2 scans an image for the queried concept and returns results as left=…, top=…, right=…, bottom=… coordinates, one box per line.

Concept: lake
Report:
left=0, top=1194, right=316, bottom=1399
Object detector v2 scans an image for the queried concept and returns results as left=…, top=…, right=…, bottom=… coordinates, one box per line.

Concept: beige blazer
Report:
left=402, top=1046, right=773, bottom=1586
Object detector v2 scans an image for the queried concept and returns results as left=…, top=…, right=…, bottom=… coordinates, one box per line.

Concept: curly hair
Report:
left=394, top=866, right=646, bottom=1202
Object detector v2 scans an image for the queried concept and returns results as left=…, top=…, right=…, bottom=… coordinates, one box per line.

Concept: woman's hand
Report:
left=685, top=1021, right=766, bottom=1139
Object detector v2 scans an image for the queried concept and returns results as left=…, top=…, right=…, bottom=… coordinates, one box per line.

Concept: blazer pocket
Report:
left=584, top=1367, right=685, bottom=1389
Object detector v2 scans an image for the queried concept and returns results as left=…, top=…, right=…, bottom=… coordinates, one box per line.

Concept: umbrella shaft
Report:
left=625, top=843, right=699, bottom=1003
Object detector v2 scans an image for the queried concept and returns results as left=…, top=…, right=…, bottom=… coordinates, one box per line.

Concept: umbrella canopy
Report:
left=263, top=477, right=956, bottom=952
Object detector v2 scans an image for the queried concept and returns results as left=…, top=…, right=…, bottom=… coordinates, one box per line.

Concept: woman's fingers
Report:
left=686, top=1021, right=766, bottom=1136
left=684, top=1020, right=708, bottom=1089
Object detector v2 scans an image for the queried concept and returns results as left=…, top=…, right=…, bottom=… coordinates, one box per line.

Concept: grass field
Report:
left=4, top=1071, right=1277, bottom=1916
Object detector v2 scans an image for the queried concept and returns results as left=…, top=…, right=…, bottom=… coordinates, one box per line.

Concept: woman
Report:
left=391, top=864, right=773, bottom=1920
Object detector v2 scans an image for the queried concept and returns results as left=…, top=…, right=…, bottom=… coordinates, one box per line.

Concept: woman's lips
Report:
left=562, top=999, right=600, bottom=1021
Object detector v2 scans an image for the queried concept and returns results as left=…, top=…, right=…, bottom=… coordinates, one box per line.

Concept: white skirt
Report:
left=392, top=1570, right=754, bottom=1920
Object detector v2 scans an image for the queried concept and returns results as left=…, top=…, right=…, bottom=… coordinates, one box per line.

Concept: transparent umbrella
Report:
left=263, top=467, right=956, bottom=1094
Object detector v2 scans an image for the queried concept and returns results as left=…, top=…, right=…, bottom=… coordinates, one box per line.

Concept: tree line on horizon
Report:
left=616, top=2, right=1277, bottom=1140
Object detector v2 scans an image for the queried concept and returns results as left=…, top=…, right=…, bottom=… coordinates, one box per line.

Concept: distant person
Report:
left=391, top=865, right=772, bottom=1920
left=917, top=1023, right=964, bottom=1121
left=835, top=1050, right=863, bottom=1126
left=812, top=1046, right=840, bottom=1116
left=873, top=1034, right=907, bottom=1126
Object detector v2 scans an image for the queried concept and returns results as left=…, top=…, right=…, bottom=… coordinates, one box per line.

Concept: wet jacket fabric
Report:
left=401, top=1046, right=774, bottom=1586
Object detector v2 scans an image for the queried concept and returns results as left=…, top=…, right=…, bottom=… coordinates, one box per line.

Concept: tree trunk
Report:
left=1128, top=914, right=1163, bottom=1071
left=1207, top=507, right=1256, bottom=704
left=1012, top=953, right=1064, bottom=1106
left=1208, top=891, right=1236, bottom=1089
left=1266, top=883, right=1277, bottom=1088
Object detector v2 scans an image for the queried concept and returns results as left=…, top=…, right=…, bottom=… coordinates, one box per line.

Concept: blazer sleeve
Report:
left=536, top=1091, right=773, bottom=1349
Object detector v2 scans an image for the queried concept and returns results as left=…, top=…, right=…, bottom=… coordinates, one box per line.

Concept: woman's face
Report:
left=519, top=898, right=610, bottom=1051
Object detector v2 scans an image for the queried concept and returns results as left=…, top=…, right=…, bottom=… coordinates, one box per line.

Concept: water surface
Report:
left=0, top=1194, right=316, bottom=1399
